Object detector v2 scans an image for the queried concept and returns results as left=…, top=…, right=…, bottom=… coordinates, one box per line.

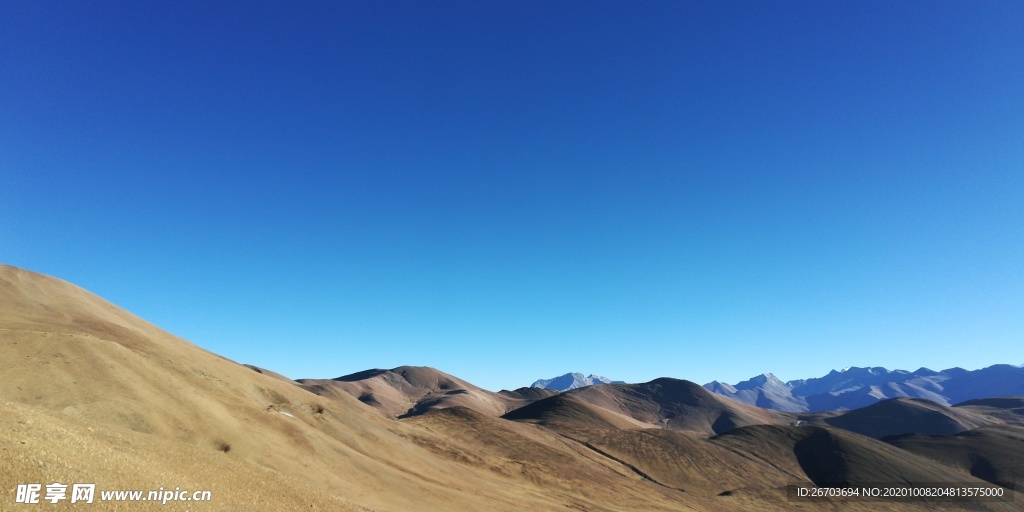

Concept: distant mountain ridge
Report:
left=531, top=372, right=624, bottom=392
left=705, top=365, right=1024, bottom=412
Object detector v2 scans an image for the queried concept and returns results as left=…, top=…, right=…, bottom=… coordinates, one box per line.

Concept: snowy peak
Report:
left=531, top=373, right=622, bottom=392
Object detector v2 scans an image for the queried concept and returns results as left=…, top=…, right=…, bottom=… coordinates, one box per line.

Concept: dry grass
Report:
left=2, top=264, right=1022, bottom=512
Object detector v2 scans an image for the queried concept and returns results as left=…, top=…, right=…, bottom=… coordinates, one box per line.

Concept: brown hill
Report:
left=562, top=377, right=793, bottom=435
left=819, top=397, right=999, bottom=439
left=501, top=393, right=653, bottom=430
left=399, top=407, right=690, bottom=511
left=556, top=427, right=799, bottom=496
left=564, top=423, right=996, bottom=495
left=0, top=264, right=684, bottom=511
left=714, top=424, right=988, bottom=487
left=498, top=386, right=559, bottom=401
left=953, top=397, right=1024, bottom=424
left=298, top=366, right=533, bottom=418
left=886, top=425, right=1024, bottom=487
left=0, top=265, right=436, bottom=510
left=955, top=397, right=1024, bottom=409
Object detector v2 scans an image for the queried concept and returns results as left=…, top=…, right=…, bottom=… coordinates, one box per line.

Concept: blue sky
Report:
left=2, top=2, right=1022, bottom=391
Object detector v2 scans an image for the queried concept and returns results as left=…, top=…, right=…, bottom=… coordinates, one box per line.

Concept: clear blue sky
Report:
left=2, top=1, right=1022, bottom=391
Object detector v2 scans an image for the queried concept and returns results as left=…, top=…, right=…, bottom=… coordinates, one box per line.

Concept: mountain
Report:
left=954, top=396, right=1024, bottom=421
left=714, top=425, right=982, bottom=488
left=497, top=386, right=560, bottom=401
left=0, top=265, right=476, bottom=510
left=503, top=380, right=1024, bottom=502
left=4, top=264, right=1023, bottom=511
left=886, top=425, right=1024, bottom=486
left=502, top=393, right=653, bottom=430
left=704, top=373, right=808, bottom=412
left=0, top=264, right=695, bottom=511
left=706, top=365, right=1024, bottom=412
left=531, top=372, right=623, bottom=392
left=817, top=397, right=1000, bottom=439
left=510, top=378, right=793, bottom=436
left=298, top=366, right=539, bottom=418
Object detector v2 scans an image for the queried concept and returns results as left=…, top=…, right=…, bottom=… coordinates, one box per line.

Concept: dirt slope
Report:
left=0, top=265, right=679, bottom=511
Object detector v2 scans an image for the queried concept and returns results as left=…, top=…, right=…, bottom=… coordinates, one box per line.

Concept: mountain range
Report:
left=704, top=365, right=1024, bottom=412
left=3, top=264, right=1022, bottom=511
left=531, top=372, right=624, bottom=392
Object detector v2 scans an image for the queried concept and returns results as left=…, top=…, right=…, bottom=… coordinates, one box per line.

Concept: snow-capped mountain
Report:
left=531, top=373, right=623, bottom=392
left=705, top=364, right=1024, bottom=413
